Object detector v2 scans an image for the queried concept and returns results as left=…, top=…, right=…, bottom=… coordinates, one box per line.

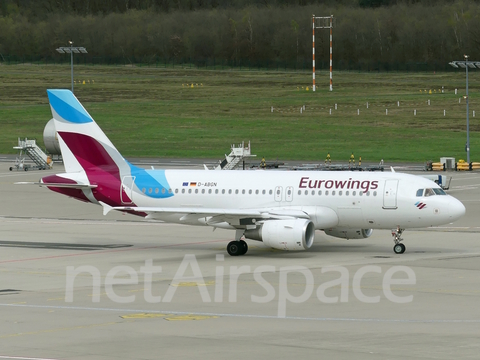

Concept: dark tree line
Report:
left=1, top=0, right=479, bottom=69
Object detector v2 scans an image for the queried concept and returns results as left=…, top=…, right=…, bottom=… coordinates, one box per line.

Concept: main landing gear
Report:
left=392, top=227, right=406, bottom=254
left=227, top=240, right=248, bottom=256
left=227, top=230, right=248, bottom=256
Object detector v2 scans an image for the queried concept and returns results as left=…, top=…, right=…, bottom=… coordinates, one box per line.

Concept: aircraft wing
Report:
left=100, top=202, right=310, bottom=225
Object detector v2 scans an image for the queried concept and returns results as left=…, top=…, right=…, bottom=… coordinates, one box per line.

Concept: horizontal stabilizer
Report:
left=39, top=182, right=97, bottom=189
left=15, top=181, right=97, bottom=189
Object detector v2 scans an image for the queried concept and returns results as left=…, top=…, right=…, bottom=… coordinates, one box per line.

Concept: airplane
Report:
left=34, top=89, right=465, bottom=256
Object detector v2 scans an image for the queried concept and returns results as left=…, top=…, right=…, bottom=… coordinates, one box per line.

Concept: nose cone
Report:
left=448, top=198, right=466, bottom=221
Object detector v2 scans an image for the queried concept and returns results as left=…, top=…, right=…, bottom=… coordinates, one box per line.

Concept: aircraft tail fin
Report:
left=47, top=89, right=130, bottom=175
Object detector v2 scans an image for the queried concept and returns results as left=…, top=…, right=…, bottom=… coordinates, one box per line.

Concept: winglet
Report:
left=99, top=201, right=113, bottom=216
left=203, top=164, right=209, bottom=170
left=390, top=166, right=396, bottom=173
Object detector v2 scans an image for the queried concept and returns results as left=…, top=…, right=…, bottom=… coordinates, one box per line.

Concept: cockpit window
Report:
left=433, top=188, right=446, bottom=195
left=425, top=188, right=435, bottom=197
left=418, top=188, right=447, bottom=197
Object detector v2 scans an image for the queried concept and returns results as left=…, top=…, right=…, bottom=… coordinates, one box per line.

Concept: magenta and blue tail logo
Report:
left=47, top=89, right=93, bottom=124
left=415, top=201, right=427, bottom=209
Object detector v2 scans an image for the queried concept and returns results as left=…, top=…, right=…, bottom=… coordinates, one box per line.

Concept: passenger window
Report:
left=287, top=189, right=291, bottom=195
left=148, top=188, right=152, bottom=194
left=346, top=191, right=349, bottom=196
left=249, top=190, right=252, bottom=194
left=298, top=190, right=301, bottom=195
left=175, top=189, right=179, bottom=194
left=416, top=189, right=424, bottom=197
left=255, top=190, right=259, bottom=195
left=325, top=191, right=329, bottom=195
left=195, top=189, right=198, bottom=194
left=359, top=191, right=363, bottom=196
left=142, top=188, right=146, bottom=193
left=162, top=188, right=166, bottom=194
left=228, top=189, right=232, bottom=194
left=318, top=190, right=322, bottom=195
left=373, top=191, right=377, bottom=196
left=339, top=191, right=342, bottom=196
left=269, top=190, right=273, bottom=195
left=332, top=191, right=336, bottom=196
left=242, top=189, right=245, bottom=194
left=155, top=188, right=159, bottom=194
left=188, top=189, right=192, bottom=194
left=181, top=189, right=185, bottom=194
left=235, top=189, right=239, bottom=194
left=352, top=191, right=356, bottom=196
left=262, top=190, right=266, bottom=195
left=168, top=188, right=172, bottom=194
left=304, top=190, right=308, bottom=195
left=366, top=191, right=370, bottom=196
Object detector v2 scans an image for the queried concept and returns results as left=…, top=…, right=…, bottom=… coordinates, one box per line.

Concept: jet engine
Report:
left=43, top=119, right=61, bottom=155
left=324, top=228, right=373, bottom=239
left=244, top=219, right=315, bottom=250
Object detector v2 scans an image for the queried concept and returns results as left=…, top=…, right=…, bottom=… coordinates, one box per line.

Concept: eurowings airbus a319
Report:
left=36, top=90, right=465, bottom=256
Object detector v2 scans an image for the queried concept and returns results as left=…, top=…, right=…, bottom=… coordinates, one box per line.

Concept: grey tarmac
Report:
left=0, top=161, right=479, bottom=360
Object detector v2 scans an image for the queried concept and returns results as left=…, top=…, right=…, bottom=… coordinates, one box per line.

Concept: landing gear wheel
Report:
left=239, top=240, right=248, bottom=255
left=393, top=243, right=406, bottom=254
left=227, top=241, right=242, bottom=256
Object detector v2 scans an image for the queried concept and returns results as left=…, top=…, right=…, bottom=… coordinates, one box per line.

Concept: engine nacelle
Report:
left=244, top=219, right=315, bottom=251
left=324, top=228, right=373, bottom=240
left=43, top=119, right=61, bottom=155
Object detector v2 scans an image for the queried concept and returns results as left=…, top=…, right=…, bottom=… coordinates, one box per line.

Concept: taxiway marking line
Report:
left=0, top=238, right=227, bottom=264
left=0, top=321, right=117, bottom=339
left=0, top=356, right=61, bottom=360
left=1, top=303, right=479, bottom=324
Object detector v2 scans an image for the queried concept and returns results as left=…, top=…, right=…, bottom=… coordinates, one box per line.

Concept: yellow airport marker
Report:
left=171, top=280, right=215, bottom=287
left=121, top=313, right=167, bottom=319
left=164, top=314, right=218, bottom=321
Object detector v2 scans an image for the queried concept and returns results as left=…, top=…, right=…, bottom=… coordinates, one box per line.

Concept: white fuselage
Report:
left=122, top=169, right=463, bottom=229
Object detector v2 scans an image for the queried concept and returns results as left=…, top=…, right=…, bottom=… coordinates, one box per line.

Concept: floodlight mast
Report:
left=55, top=42, right=88, bottom=93
left=466, top=55, right=470, bottom=164
left=69, top=41, right=73, bottom=92
left=449, top=55, right=478, bottom=164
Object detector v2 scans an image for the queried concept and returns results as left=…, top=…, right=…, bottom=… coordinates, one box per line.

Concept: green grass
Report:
left=0, top=64, right=479, bottom=162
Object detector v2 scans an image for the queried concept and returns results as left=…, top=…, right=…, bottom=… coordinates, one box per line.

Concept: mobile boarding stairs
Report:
left=10, top=138, right=53, bottom=171
left=214, top=141, right=256, bottom=170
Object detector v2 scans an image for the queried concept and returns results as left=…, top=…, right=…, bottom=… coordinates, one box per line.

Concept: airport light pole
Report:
left=449, top=55, right=479, bottom=164
left=55, top=42, right=88, bottom=93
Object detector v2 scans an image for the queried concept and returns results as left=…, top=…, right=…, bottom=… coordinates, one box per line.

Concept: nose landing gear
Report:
left=392, top=227, right=406, bottom=254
